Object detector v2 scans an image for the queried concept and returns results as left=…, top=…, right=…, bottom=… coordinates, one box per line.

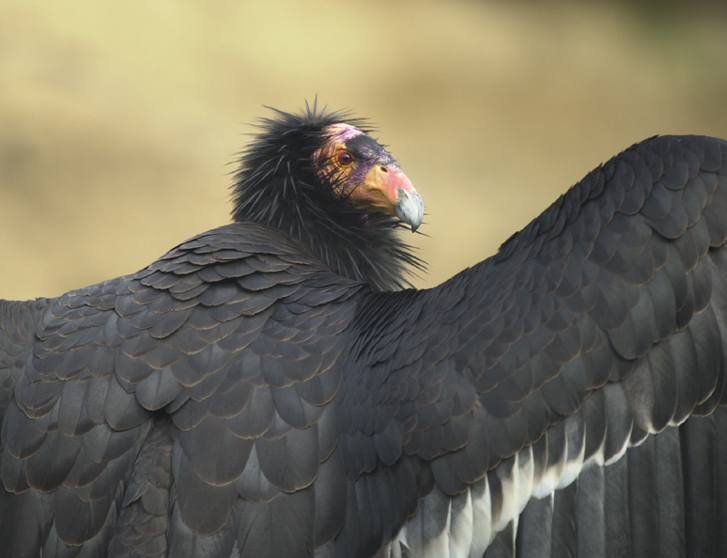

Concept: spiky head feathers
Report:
left=230, top=106, right=423, bottom=291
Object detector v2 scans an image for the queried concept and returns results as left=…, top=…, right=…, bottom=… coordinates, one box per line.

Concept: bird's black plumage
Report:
left=231, top=106, right=423, bottom=291
left=2, top=107, right=727, bottom=558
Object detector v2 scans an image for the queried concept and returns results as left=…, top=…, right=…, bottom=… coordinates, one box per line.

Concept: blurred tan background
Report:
left=1, top=0, right=727, bottom=299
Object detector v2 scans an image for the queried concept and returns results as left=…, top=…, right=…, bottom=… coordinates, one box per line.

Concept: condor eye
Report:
left=336, top=151, right=354, bottom=166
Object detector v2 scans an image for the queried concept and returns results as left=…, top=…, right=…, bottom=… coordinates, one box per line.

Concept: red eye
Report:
left=336, top=151, right=354, bottom=166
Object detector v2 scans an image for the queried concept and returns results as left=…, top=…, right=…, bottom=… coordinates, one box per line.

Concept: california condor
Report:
left=1, top=107, right=727, bottom=557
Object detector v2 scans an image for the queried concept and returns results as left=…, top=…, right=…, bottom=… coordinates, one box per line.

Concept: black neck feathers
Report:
left=230, top=107, right=422, bottom=291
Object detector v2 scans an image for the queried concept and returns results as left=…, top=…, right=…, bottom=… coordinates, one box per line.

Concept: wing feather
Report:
left=3, top=135, right=727, bottom=557
left=346, top=135, right=727, bottom=557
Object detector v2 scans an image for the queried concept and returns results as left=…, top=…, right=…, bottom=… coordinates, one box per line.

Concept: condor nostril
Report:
left=380, top=166, right=388, bottom=173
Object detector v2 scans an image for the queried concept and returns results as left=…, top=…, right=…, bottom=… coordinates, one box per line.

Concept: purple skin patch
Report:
left=311, top=123, right=423, bottom=230
left=313, top=123, right=404, bottom=205
left=327, top=123, right=365, bottom=142
left=321, top=125, right=399, bottom=185
left=312, top=124, right=369, bottom=188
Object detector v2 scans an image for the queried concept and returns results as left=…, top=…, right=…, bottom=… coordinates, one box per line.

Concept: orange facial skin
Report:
left=314, top=124, right=421, bottom=221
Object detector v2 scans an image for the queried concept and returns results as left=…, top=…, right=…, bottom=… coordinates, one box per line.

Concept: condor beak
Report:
left=394, top=188, right=424, bottom=232
left=354, top=165, right=424, bottom=232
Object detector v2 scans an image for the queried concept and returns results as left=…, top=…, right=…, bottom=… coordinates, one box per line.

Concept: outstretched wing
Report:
left=340, top=135, right=727, bottom=557
left=2, top=135, right=727, bottom=558
left=0, top=224, right=365, bottom=557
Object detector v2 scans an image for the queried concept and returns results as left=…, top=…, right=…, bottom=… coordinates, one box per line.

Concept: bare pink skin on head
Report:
left=311, top=122, right=423, bottom=230
left=326, top=123, right=365, bottom=142
left=312, top=124, right=365, bottom=188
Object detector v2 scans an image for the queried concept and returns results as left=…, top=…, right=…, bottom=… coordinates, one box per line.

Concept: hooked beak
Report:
left=394, top=188, right=424, bottom=232
left=353, top=165, right=424, bottom=232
